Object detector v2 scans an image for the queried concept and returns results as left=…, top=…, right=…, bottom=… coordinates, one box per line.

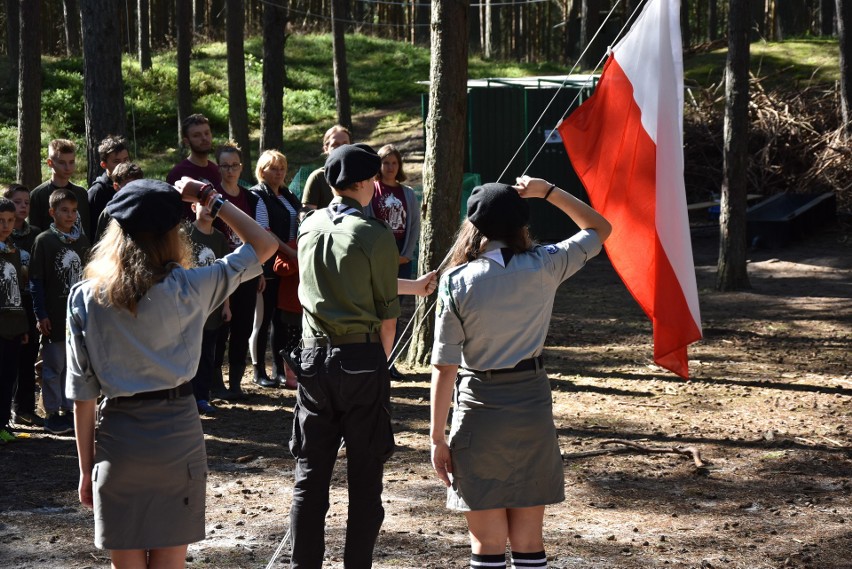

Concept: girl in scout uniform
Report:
left=430, top=177, right=612, bottom=569
left=66, top=178, right=277, bottom=568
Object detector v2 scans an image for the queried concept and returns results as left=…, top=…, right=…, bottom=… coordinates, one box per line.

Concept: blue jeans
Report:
left=288, top=342, right=395, bottom=569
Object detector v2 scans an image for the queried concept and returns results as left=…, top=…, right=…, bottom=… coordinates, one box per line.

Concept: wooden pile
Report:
left=682, top=74, right=851, bottom=215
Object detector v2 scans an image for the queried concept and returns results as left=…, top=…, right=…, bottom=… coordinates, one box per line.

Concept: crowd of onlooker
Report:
left=0, top=113, right=420, bottom=442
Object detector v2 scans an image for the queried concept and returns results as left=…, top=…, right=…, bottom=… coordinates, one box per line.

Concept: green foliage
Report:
left=0, top=35, right=839, bottom=184
left=685, top=39, right=840, bottom=89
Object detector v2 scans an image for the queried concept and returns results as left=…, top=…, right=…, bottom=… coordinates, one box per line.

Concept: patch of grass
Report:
left=684, top=39, right=839, bottom=89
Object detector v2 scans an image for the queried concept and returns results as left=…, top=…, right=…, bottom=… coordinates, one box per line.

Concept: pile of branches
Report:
left=682, top=73, right=852, bottom=214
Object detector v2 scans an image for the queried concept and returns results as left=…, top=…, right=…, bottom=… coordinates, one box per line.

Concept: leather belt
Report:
left=465, top=355, right=544, bottom=376
left=113, top=382, right=194, bottom=401
left=302, top=333, right=381, bottom=348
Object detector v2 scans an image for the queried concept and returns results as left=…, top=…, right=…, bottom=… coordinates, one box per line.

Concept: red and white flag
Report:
left=559, top=0, right=702, bottom=378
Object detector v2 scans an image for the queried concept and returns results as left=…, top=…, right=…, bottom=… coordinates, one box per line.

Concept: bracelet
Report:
left=544, top=183, right=557, bottom=201
left=209, top=195, right=226, bottom=219
left=197, top=184, right=216, bottom=207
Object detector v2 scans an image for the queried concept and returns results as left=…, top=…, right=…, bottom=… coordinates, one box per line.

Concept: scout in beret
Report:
left=430, top=176, right=612, bottom=569
left=66, top=177, right=277, bottom=565
left=288, top=142, right=400, bottom=566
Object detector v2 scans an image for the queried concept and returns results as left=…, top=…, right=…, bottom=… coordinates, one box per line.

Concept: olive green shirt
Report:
left=297, top=195, right=400, bottom=338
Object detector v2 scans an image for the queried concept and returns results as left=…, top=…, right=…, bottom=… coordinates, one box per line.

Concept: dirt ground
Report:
left=1, top=213, right=849, bottom=569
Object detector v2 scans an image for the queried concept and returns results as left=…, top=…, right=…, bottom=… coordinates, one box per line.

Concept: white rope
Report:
left=520, top=0, right=649, bottom=178
left=264, top=4, right=650, bottom=567
left=496, top=0, right=624, bottom=183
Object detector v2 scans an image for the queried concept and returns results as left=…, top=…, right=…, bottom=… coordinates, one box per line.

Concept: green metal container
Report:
left=422, top=75, right=598, bottom=242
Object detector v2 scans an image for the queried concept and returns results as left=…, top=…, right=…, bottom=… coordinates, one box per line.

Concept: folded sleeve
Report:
left=65, top=286, right=101, bottom=401
left=370, top=230, right=401, bottom=321
left=431, top=275, right=465, bottom=366
left=544, top=229, right=603, bottom=284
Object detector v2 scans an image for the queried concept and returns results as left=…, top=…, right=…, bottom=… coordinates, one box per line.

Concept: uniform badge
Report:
left=545, top=244, right=558, bottom=254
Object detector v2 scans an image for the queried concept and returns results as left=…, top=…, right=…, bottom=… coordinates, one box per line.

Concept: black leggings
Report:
left=215, top=277, right=259, bottom=387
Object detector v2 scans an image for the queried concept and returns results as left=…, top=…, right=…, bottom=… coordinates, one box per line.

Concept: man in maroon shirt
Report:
left=167, top=114, right=222, bottom=219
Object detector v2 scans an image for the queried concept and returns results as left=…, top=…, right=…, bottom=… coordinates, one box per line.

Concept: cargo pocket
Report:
left=185, top=460, right=207, bottom=515
left=450, top=431, right=513, bottom=482
left=370, top=402, right=395, bottom=463
left=297, top=350, right=327, bottom=410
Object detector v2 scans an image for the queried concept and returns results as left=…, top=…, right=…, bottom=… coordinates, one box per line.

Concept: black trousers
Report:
left=288, top=342, right=395, bottom=569
left=191, top=327, right=219, bottom=401
left=214, top=277, right=258, bottom=389
left=12, top=295, right=38, bottom=415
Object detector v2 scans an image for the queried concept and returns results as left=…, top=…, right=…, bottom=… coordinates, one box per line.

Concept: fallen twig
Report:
left=562, top=439, right=705, bottom=468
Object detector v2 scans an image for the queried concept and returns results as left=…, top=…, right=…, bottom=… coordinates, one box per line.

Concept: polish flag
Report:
left=558, top=0, right=702, bottom=378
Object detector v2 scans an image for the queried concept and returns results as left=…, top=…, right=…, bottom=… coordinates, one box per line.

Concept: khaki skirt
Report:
left=447, top=367, right=565, bottom=511
left=93, top=394, right=207, bottom=550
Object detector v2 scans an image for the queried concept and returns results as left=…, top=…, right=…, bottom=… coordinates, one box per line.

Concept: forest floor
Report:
left=1, top=107, right=851, bottom=568
left=2, top=215, right=850, bottom=569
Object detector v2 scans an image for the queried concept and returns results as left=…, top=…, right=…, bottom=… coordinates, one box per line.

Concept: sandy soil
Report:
left=2, top=105, right=850, bottom=568
left=1, top=219, right=849, bottom=569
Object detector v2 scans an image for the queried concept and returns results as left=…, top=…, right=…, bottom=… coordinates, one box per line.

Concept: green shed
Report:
left=422, top=75, right=598, bottom=242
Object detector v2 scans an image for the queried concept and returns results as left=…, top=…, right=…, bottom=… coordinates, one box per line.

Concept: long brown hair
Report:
left=83, top=221, right=192, bottom=314
left=445, top=219, right=534, bottom=270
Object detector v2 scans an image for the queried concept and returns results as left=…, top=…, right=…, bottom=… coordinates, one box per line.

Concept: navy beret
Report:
left=324, top=143, right=381, bottom=189
left=467, top=183, right=530, bottom=239
left=106, top=179, right=183, bottom=235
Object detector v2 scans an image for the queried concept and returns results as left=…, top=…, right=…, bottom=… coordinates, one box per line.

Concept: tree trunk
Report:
left=330, top=0, right=351, bottom=131
left=194, top=0, right=206, bottom=34
left=176, top=0, right=192, bottom=144
left=81, top=0, right=127, bottom=185
left=211, top=0, right=225, bottom=39
left=681, top=0, right=691, bottom=49
left=837, top=0, right=852, bottom=138
left=63, top=0, right=82, bottom=55
left=483, top=0, right=493, bottom=59
left=405, top=0, right=469, bottom=366
left=260, top=0, right=287, bottom=152
left=579, top=0, right=598, bottom=69
left=226, top=0, right=251, bottom=178
left=708, top=0, right=718, bottom=41
left=138, top=0, right=151, bottom=70
left=717, top=0, right=751, bottom=291
left=414, top=0, right=430, bottom=46
left=821, top=0, right=835, bottom=36
left=6, top=0, right=19, bottom=94
left=17, top=0, right=41, bottom=190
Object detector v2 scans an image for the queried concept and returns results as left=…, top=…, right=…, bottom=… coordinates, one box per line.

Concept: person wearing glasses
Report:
left=208, top=142, right=263, bottom=401
left=249, top=150, right=299, bottom=389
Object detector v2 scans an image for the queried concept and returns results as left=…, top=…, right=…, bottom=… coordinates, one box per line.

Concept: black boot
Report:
left=251, top=364, right=276, bottom=388
left=210, top=367, right=231, bottom=400
left=229, top=365, right=248, bottom=399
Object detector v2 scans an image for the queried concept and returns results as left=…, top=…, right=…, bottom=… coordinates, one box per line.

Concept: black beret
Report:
left=466, top=183, right=530, bottom=239
left=324, top=143, right=381, bottom=189
left=106, top=179, right=183, bottom=235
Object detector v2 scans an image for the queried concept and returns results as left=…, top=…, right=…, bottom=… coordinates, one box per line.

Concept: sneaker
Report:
left=11, top=411, right=44, bottom=427
left=44, top=413, right=73, bottom=435
left=197, top=400, right=217, bottom=415
left=0, top=428, right=18, bottom=443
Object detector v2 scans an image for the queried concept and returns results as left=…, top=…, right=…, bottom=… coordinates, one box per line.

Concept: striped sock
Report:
left=510, top=550, right=547, bottom=568
left=471, top=552, right=507, bottom=568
